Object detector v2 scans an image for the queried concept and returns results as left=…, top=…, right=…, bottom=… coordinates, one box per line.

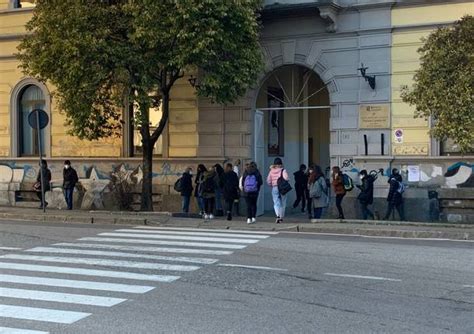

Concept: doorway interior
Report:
left=254, top=65, right=331, bottom=214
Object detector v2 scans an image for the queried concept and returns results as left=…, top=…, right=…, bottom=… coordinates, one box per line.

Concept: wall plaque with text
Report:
left=359, top=104, right=390, bottom=129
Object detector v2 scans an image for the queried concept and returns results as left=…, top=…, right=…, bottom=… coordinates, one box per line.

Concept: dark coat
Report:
left=357, top=175, right=374, bottom=204
left=294, top=170, right=308, bottom=192
left=221, top=170, right=240, bottom=201
left=36, top=167, right=51, bottom=191
left=387, top=174, right=403, bottom=205
left=194, top=171, right=204, bottom=197
left=180, top=172, right=193, bottom=197
left=63, top=167, right=79, bottom=189
left=241, top=166, right=263, bottom=197
left=200, top=171, right=219, bottom=199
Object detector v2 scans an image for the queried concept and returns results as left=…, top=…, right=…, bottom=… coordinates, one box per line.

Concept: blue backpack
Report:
left=244, top=174, right=258, bottom=193
left=342, top=174, right=354, bottom=191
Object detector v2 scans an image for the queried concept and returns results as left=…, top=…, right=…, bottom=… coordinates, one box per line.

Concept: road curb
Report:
left=0, top=210, right=472, bottom=240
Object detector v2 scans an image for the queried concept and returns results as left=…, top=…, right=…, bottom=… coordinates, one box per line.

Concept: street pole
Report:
left=36, top=110, right=46, bottom=213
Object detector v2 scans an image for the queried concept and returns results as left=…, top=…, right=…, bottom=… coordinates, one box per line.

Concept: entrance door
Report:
left=254, top=110, right=265, bottom=216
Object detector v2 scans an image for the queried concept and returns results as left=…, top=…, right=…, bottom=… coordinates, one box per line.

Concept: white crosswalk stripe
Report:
left=134, top=226, right=279, bottom=234
left=79, top=237, right=247, bottom=249
left=115, top=229, right=270, bottom=239
left=0, top=254, right=201, bottom=271
left=98, top=232, right=261, bottom=244
left=0, top=304, right=91, bottom=324
left=53, top=242, right=234, bottom=255
left=26, top=247, right=219, bottom=264
left=0, top=227, right=275, bottom=332
left=0, top=274, right=154, bottom=293
left=0, top=327, right=48, bottom=334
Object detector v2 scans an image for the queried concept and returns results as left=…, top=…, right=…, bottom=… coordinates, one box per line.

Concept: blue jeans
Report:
left=313, top=207, right=323, bottom=219
left=196, top=196, right=204, bottom=213
left=64, top=188, right=74, bottom=210
left=360, top=202, right=374, bottom=220
left=182, top=196, right=190, bottom=213
left=271, top=186, right=287, bottom=218
left=215, top=188, right=223, bottom=211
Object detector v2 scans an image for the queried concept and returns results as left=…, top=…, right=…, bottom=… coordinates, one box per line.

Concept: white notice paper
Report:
left=407, top=165, right=420, bottom=182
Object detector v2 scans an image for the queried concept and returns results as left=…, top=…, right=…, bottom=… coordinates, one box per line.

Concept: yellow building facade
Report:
left=0, top=0, right=472, bottom=221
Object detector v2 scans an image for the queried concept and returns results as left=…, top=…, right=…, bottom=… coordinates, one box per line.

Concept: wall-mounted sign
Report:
left=359, top=104, right=390, bottom=129
left=407, top=165, right=420, bottom=182
left=394, top=128, right=404, bottom=143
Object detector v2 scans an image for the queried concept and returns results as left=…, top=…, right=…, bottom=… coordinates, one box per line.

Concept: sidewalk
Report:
left=0, top=206, right=472, bottom=240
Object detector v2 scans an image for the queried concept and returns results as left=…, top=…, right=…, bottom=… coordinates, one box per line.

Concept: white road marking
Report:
left=99, top=232, right=260, bottom=244
left=0, top=274, right=154, bottom=294
left=53, top=243, right=234, bottom=255
left=282, top=231, right=474, bottom=242
left=324, top=273, right=402, bottom=282
left=0, top=262, right=179, bottom=282
left=134, top=226, right=278, bottom=235
left=0, top=287, right=126, bottom=307
left=115, top=229, right=269, bottom=239
left=217, top=263, right=288, bottom=271
left=0, top=304, right=90, bottom=324
left=0, top=327, right=48, bottom=334
left=0, top=247, right=22, bottom=251
left=26, top=247, right=218, bottom=265
left=0, top=254, right=200, bottom=272
left=79, top=237, right=247, bottom=249
left=463, top=285, right=474, bottom=288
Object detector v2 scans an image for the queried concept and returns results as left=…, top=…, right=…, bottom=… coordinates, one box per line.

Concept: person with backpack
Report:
left=241, top=161, right=263, bottom=224
left=293, top=164, right=308, bottom=213
left=221, top=163, right=240, bottom=221
left=383, top=168, right=406, bottom=221
left=177, top=167, right=193, bottom=214
left=63, top=160, right=79, bottom=210
left=309, top=165, right=329, bottom=219
left=331, top=166, right=346, bottom=219
left=356, top=169, right=375, bottom=220
left=200, top=167, right=219, bottom=220
left=267, top=158, right=291, bottom=224
left=194, top=164, right=207, bottom=216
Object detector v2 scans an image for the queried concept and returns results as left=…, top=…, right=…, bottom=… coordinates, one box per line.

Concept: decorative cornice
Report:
left=317, top=3, right=342, bottom=33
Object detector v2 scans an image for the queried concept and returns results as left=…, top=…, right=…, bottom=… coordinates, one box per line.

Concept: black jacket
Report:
left=293, top=170, right=308, bottom=191
left=221, top=171, right=240, bottom=201
left=63, top=167, right=78, bottom=189
left=180, top=172, right=193, bottom=197
left=357, top=175, right=374, bottom=204
left=387, top=174, right=403, bottom=205
left=37, top=167, right=52, bottom=191
left=241, top=166, right=263, bottom=196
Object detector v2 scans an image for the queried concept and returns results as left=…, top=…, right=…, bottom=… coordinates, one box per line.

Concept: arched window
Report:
left=18, top=85, right=45, bottom=156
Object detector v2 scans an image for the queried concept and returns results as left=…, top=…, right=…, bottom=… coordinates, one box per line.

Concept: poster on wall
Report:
left=267, top=87, right=284, bottom=156
left=407, top=165, right=420, bottom=182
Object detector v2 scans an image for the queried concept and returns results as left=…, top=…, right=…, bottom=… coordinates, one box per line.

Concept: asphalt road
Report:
left=0, top=220, right=472, bottom=334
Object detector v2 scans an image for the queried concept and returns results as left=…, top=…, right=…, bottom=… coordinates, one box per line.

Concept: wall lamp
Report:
left=358, top=63, right=376, bottom=90
left=188, top=75, right=199, bottom=88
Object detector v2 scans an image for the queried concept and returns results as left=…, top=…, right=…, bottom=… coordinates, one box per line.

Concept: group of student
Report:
left=176, top=160, right=262, bottom=224
left=179, top=158, right=406, bottom=223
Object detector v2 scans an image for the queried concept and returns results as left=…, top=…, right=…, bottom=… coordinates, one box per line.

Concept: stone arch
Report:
left=10, top=77, right=52, bottom=157
left=246, top=40, right=339, bottom=108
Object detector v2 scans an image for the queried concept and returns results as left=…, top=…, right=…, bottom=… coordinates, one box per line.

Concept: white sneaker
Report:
left=209, top=214, right=214, bottom=220
left=247, top=218, right=252, bottom=224
left=204, top=214, right=209, bottom=220
left=252, top=218, right=256, bottom=224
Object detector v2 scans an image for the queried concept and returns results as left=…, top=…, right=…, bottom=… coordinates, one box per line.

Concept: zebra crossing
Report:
left=0, top=226, right=277, bottom=333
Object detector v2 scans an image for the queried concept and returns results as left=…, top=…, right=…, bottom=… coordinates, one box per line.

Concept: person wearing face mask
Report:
left=383, top=168, right=406, bottom=221
left=356, top=169, right=375, bottom=220
left=179, top=167, right=194, bottom=214
left=62, top=160, right=78, bottom=210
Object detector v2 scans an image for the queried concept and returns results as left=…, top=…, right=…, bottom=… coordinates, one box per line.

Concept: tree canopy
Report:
left=18, top=0, right=263, bottom=210
left=400, top=15, right=473, bottom=154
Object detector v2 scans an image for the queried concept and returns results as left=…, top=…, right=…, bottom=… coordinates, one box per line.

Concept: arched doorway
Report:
left=254, top=65, right=331, bottom=214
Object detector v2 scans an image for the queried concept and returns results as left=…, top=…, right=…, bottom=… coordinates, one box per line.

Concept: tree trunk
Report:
left=140, top=139, right=154, bottom=211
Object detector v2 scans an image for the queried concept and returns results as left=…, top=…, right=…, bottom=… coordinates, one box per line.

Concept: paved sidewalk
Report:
left=0, top=206, right=473, bottom=240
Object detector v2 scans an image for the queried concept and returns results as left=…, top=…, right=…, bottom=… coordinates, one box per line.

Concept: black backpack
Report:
left=174, top=178, right=183, bottom=192
left=277, top=170, right=292, bottom=195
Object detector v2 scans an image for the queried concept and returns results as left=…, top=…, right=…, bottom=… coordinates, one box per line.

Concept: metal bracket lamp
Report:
left=358, top=63, right=376, bottom=90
